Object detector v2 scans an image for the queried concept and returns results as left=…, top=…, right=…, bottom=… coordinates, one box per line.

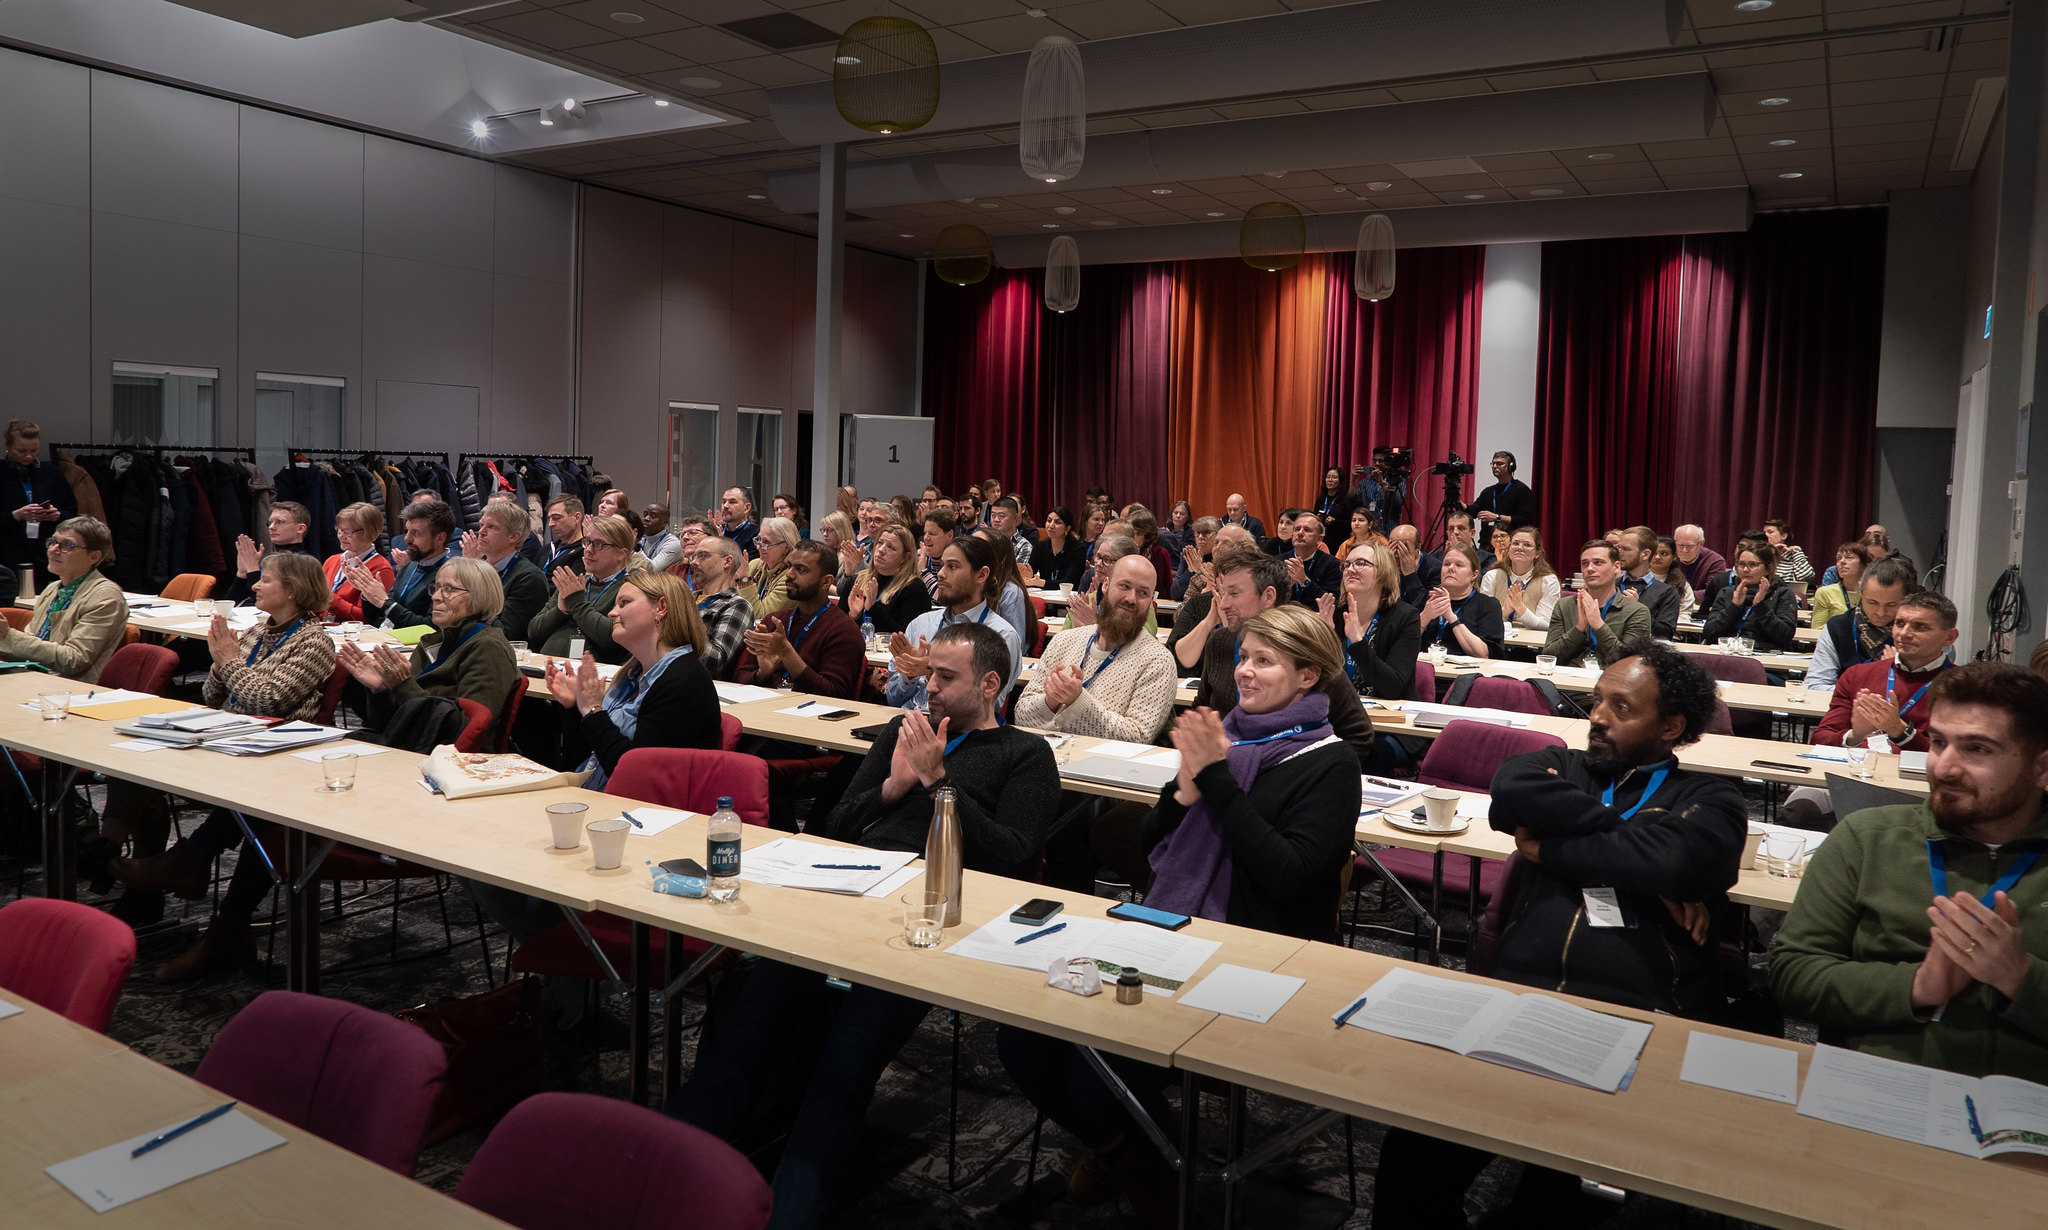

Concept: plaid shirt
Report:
left=697, top=588, right=753, bottom=681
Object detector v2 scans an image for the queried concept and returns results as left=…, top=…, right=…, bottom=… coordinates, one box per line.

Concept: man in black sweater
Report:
left=1373, top=643, right=1746, bottom=1229
left=1466, top=450, right=1536, bottom=532
left=668, top=622, right=1058, bottom=1230
left=1616, top=524, right=1683, bottom=639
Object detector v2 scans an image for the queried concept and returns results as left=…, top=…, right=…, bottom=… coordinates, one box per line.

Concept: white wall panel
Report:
left=363, top=134, right=494, bottom=273
left=0, top=47, right=89, bottom=210
left=0, top=198, right=91, bottom=433
left=90, top=214, right=238, bottom=441
left=238, top=108, right=364, bottom=252
left=91, top=73, right=238, bottom=232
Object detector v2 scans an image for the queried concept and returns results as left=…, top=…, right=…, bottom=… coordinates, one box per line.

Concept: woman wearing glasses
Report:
left=0, top=516, right=126, bottom=683
left=527, top=514, right=637, bottom=664
left=339, top=555, right=521, bottom=747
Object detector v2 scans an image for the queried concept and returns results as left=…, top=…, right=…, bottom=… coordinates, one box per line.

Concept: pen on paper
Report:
left=622, top=811, right=644, bottom=829
left=1966, top=1094, right=1984, bottom=1142
left=1332, top=993, right=1369, bottom=1029
left=1014, top=922, right=1068, bottom=945
left=131, top=1101, right=237, bottom=1158
left=812, top=863, right=881, bottom=870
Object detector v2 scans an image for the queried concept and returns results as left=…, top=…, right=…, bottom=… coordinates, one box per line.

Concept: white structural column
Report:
left=1474, top=242, right=1542, bottom=482
left=810, top=142, right=847, bottom=530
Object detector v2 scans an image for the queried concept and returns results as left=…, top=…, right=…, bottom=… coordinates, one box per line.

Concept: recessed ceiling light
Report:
left=610, top=11, right=644, bottom=22
left=899, top=232, right=913, bottom=238
left=1054, top=206, right=1076, bottom=214
left=746, top=193, right=766, bottom=200
left=1530, top=188, right=1565, bottom=196
left=1365, top=181, right=1393, bottom=191
left=469, top=119, right=489, bottom=139
left=1026, top=7, right=1047, bottom=15
left=979, top=201, right=1000, bottom=208
left=1760, top=97, right=1790, bottom=106
left=1042, top=223, right=1059, bottom=228
left=834, top=55, right=861, bottom=65
left=1266, top=171, right=1286, bottom=178
left=1206, top=211, right=1227, bottom=217
left=1778, top=171, right=1803, bottom=179
left=538, top=116, right=553, bottom=127
left=1151, top=188, right=1173, bottom=195
left=1464, top=193, right=1487, bottom=200
left=1333, top=186, right=1348, bottom=193
left=652, top=99, right=669, bottom=107
left=1769, top=138, right=1797, bottom=146
left=1736, top=0, right=1772, bottom=10
left=1587, top=152, right=1614, bottom=160
left=677, top=76, right=721, bottom=90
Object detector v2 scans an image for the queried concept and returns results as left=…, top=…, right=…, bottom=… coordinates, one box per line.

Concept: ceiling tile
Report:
left=1655, top=154, right=1744, bottom=175
left=1414, top=173, right=1497, bottom=190
left=1948, top=39, right=2011, bottom=71
left=642, top=25, right=768, bottom=61
left=1834, top=119, right=1938, bottom=144
left=1688, top=0, right=1826, bottom=27
left=483, top=9, right=616, bottom=48
left=1485, top=67, right=1600, bottom=92
left=1660, top=171, right=1744, bottom=188
left=1488, top=168, right=1574, bottom=187
left=1575, top=162, right=1661, bottom=182
left=1835, top=97, right=1943, bottom=125
left=1831, top=74, right=1948, bottom=106
left=1507, top=184, right=1585, bottom=199
left=574, top=39, right=691, bottom=74
left=947, top=13, right=1087, bottom=53
left=708, top=54, right=827, bottom=88
left=1640, top=137, right=1738, bottom=158
left=1149, top=0, right=1286, bottom=22
left=1827, top=47, right=1953, bottom=81
left=892, top=0, right=1026, bottom=22
left=1387, top=80, right=1495, bottom=103
left=1712, top=60, right=1829, bottom=92
left=1472, top=151, right=1562, bottom=172
left=554, top=1, right=696, bottom=35
left=1584, top=177, right=1666, bottom=194
left=1048, top=0, right=1183, bottom=40
left=1299, top=88, right=1400, bottom=110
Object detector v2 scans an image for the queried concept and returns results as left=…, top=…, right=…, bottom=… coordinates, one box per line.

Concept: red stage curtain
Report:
left=1319, top=246, right=1486, bottom=542
left=1671, top=210, right=1887, bottom=562
left=923, top=267, right=1056, bottom=502
left=1532, top=235, right=1686, bottom=554
left=1167, top=257, right=1331, bottom=534
left=1043, top=262, right=1175, bottom=512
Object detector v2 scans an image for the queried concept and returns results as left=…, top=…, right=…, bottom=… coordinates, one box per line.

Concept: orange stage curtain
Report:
left=1167, top=257, right=1331, bottom=535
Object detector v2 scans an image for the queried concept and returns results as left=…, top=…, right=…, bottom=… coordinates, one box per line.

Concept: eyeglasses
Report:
left=431, top=584, right=469, bottom=598
left=46, top=540, right=82, bottom=554
left=1342, top=559, right=1377, bottom=572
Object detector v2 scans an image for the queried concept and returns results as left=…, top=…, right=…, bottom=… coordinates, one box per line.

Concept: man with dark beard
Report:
left=1373, top=643, right=1744, bottom=1230
left=1016, top=554, right=1178, bottom=743
left=1775, top=663, right=2048, bottom=1083
left=732, top=540, right=863, bottom=699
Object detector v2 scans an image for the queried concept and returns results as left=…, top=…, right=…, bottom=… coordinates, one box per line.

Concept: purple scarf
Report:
left=1146, top=692, right=1333, bottom=922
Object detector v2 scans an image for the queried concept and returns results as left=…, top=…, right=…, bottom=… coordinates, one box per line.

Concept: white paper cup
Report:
left=587, top=817, right=631, bottom=870
left=546, top=802, right=588, bottom=849
left=318, top=751, right=357, bottom=792
left=1059, top=583, right=1074, bottom=599
left=1743, top=822, right=1766, bottom=870
left=1422, top=789, right=1460, bottom=831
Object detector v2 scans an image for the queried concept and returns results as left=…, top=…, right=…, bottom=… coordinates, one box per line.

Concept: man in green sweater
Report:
left=1773, top=663, right=2048, bottom=1081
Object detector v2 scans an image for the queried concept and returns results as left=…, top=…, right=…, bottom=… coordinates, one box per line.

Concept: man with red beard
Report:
left=1775, top=662, right=2048, bottom=1083
left=1016, top=554, right=1177, bottom=743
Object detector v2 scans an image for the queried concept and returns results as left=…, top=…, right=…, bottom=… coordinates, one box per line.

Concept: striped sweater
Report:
left=203, top=617, right=337, bottom=721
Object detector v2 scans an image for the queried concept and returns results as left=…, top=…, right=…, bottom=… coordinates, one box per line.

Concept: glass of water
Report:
left=902, top=889, right=948, bottom=950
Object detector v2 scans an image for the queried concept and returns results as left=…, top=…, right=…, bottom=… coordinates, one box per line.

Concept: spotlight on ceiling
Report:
left=469, top=119, right=489, bottom=139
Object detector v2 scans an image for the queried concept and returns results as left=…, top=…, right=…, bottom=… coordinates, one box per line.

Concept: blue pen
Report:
left=132, top=1101, right=237, bottom=1158
left=1966, top=1094, right=1985, bottom=1142
left=1332, top=993, right=1369, bottom=1030
left=1014, top=921, right=1067, bottom=945
left=812, top=863, right=881, bottom=870
left=622, top=811, right=644, bottom=829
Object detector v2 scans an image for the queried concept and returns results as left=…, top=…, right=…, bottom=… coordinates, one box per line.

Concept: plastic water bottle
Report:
left=860, top=613, right=876, bottom=649
left=707, top=796, right=741, bottom=902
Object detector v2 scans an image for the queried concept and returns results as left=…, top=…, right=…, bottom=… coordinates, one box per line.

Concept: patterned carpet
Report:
left=3, top=775, right=1800, bottom=1230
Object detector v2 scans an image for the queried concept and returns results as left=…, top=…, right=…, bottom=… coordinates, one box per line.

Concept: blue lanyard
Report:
left=1587, top=593, right=1616, bottom=649
left=245, top=617, right=305, bottom=666
left=943, top=731, right=970, bottom=757
left=697, top=593, right=721, bottom=613
left=395, top=555, right=445, bottom=605
left=1434, top=594, right=1470, bottom=643
left=785, top=602, right=827, bottom=649
left=1079, top=631, right=1122, bottom=688
left=1601, top=762, right=1673, bottom=822
left=1337, top=612, right=1380, bottom=684
left=1490, top=485, right=1502, bottom=512
left=1230, top=719, right=1329, bottom=748
left=418, top=621, right=485, bottom=678
left=1930, top=840, right=2041, bottom=899
left=585, top=571, right=625, bottom=611
left=544, top=543, right=578, bottom=571
left=1886, top=661, right=1948, bottom=716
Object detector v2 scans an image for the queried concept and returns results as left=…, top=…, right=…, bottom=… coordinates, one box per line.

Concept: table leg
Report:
left=662, top=931, right=684, bottom=1104
left=1429, top=850, right=1444, bottom=966
left=1177, top=1069, right=1197, bottom=1230
left=629, top=921, right=651, bottom=1105
left=1221, top=1084, right=1244, bottom=1230
left=37, top=763, right=80, bottom=900
left=285, top=827, right=321, bottom=996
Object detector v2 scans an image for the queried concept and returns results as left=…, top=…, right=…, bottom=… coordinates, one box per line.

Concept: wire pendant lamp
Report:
left=1354, top=212, right=1396, bottom=300
left=1019, top=35, right=1085, bottom=183
left=1043, top=235, right=1080, bottom=312
left=833, top=17, right=940, bottom=136
left=934, top=225, right=994, bottom=286
left=1240, top=202, right=1306, bottom=271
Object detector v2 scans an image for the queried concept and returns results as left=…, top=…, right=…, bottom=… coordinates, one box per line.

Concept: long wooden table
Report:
left=0, top=994, right=508, bottom=1228
left=1502, top=626, right=1812, bottom=673
left=1423, top=655, right=1831, bottom=720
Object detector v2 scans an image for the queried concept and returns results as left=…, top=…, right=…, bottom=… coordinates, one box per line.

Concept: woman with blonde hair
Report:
left=819, top=509, right=861, bottom=585
left=544, top=570, right=720, bottom=788
left=746, top=516, right=801, bottom=618
left=1329, top=539, right=1419, bottom=701
left=842, top=523, right=932, bottom=635
left=323, top=502, right=393, bottom=623
left=1479, top=525, right=1560, bottom=631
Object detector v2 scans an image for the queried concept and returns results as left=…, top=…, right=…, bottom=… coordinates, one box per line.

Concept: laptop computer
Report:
left=1060, top=755, right=1177, bottom=793
left=1824, top=772, right=1920, bottom=819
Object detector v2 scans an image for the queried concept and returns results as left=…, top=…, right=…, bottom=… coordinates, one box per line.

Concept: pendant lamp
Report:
left=1239, top=201, right=1306, bottom=272
left=1019, top=35, right=1085, bottom=184
left=1354, top=212, right=1396, bottom=301
left=1043, top=235, right=1080, bottom=312
left=934, top=225, right=993, bottom=286
left=832, top=17, right=940, bottom=136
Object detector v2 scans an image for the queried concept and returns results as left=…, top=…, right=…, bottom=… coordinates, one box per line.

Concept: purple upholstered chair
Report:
left=1462, top=675, right=1553, bottom=716
left=456, top=1092, right=772, bottom=1230
left=195, top=990, right=447, bottom=1176
left=1692, top=653, right=1770, bottom=737
left=1413, top=659, right=1437, bottom=702
left=1366, top=722, right=1568, bottom=909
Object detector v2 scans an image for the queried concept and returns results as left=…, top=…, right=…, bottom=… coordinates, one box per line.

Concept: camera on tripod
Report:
left=1429, top=452, right=1475, bottom=479
left=1373, top=445, right=1414, bottom=479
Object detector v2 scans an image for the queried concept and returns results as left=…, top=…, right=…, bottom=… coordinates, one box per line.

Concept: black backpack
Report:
left=1438, top=672, right=1589, bottom=720
left=357, top=695, right=468, bottom=754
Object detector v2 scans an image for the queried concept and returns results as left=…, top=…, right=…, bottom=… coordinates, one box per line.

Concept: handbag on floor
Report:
left=396, top=975, right=544, bottom=1144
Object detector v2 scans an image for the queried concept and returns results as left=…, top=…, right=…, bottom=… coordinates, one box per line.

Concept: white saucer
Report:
left=1378, top=811, right=1469, bottom=837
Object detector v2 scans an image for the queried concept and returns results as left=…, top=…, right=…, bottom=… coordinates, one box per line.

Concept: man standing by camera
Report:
left=1351, top=447, right=1408, bottom=536
left=1468, top=451, right=1536, bottom=532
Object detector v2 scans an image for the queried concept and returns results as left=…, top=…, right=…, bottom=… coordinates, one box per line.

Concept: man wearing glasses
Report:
left=686, top=535, right=754, bottom=680
left=0, top=516, right=126, bottom=683
left=345, top=499, right=455, bottom=631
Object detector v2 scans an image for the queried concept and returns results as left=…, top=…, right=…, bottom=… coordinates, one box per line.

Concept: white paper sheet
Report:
left=944, top=908, right=1117, bottom=972
left=864, top=864, right=924, bottom=900
left=288, top=744, right=391, bottom=764
left=0, top=995, right=22, bottom=1020
left=110, top=739, right=181, bottom=754
left=1680, top=1031, right=1801, bottom=1104
left=16, top=688, right=157, bottom=712
left=1132, top=748, right=1181, bottom=770
left=1082, top=924, right=1222, bottom=987
left=737, top=837, right=918, bottom=894
left=45, top=1109, right=287, bottom=1212
left=1455, top=796, right=1492, bottom=821
left=1084, top=740, right=1153, bottom=759
left=1176, top=964, right=1306, bottom=1024
left=714, top=682, right=786, bottom=705
left=774, top=700, right=854, bottom=718
left=1798, top=1044, right=1979, bottom=1155
left=620, top=807, right=696, bottom=838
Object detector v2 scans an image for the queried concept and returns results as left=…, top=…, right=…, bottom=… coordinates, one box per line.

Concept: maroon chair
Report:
left=1026, top=593, right=1049, bottom=656
left=1467, top=853, right=1534, bottom=977
left=495, top=680, right=526, bottom=754
left=456, top=1092, right=771, bottom=1230
left=1413, top=659, right=1437, bottom=701
left=1367, top=722, right=1568, bottom=911
left=454, top=698, right=497, bottom=753
left=312, top=660, right=351, bottom=726
left=719, top=712, right=742, bottom=751
left=97, top=642, right=179, bottom=696
left=195, top=990, right=447, bottom=1176
left=510, top=749, right=771, bottom=985
left=1707, top=699, right=1734, bottom=736
left=1462, top=675, right=1552, bottom=716
left=1693, top=654, right=1769, bottom=737
left=0, top=898, right=136, bottom=1031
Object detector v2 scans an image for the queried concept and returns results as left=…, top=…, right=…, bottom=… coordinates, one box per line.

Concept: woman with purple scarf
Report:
left=996, top=605, right=1359, bottom=1224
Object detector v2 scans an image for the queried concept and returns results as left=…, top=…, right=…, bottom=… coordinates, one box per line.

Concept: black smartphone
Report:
left=1750, top=759, right=1812, bottom=774
left=818, top=709, right=857, bottom=722
left=1010, top=899, right=1064, bottom=926
left=659, top=857, right=707, bottom=878
left=1107, top=901, right=1193, bottom=931
left=850, top=721, right=894, bottom=742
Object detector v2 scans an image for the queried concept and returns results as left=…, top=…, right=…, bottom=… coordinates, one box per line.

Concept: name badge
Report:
left=1582, top=887, right=1627, bottom=928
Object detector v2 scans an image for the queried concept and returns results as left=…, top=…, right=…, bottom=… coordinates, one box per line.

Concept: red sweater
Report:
left=321, top=553, right=396, bottom=623
left=1813, top=657, right=1949, bottom=751
left=734, top=602, right=865, bottom=699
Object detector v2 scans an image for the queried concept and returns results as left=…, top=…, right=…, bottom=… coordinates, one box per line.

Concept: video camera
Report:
left=1372, top=445, right=1414, bottom=478
left=1429, top=452, right=1475, bottom=479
